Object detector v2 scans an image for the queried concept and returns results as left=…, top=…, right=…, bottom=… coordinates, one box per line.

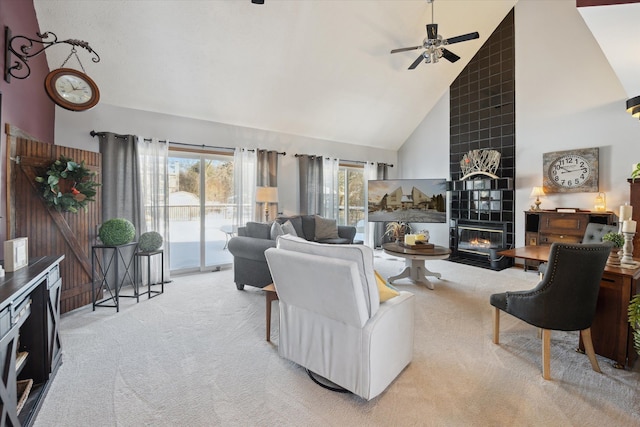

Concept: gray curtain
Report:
left=96, top=132, right=143, bottom=290
left=97, top=132, right=143, bottom=234
left=374, top=163, right=390, bottom=248
left=298, top=155, right=323, bottom=215
left=257, top=150, right=279, bottom=219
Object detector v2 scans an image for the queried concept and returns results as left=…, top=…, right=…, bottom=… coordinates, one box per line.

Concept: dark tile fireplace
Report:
left=448, top=10, right=515, bottom=271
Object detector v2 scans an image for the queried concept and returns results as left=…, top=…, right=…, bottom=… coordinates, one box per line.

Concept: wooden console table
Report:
left=0, top=255, right=64, bottom=426
left=499, top=246, right=638, bottom=369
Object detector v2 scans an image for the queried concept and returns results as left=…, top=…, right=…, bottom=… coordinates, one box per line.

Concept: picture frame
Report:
left=4, top=237, right=29, bottom=272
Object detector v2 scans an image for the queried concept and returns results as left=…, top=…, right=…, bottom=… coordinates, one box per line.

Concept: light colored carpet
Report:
left=34, top=251, right=640, bottom=426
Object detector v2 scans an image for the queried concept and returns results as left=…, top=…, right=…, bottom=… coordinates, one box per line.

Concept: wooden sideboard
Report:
left=523, top=210, right=615, bottom=270
left=0, top=255, right=64, bottom=426
left=524, top=210, right=615, bottom=247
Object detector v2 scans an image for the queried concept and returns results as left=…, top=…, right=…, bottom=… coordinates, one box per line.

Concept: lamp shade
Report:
left=530, top=186, right=545, bottom=198
left=256, top=186, right=279, bottom=203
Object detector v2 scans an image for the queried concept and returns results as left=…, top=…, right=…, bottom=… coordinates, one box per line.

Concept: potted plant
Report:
left=629, top=294, right=640, bottom=357
left=632, top=163, right=640, bottom=182
left=602, top=231, right=624, bottom=266
left=384, top=222, right=410, bottom=243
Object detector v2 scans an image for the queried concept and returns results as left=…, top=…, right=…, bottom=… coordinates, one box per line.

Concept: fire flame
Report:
left=468, top=237, right=491, bottom=247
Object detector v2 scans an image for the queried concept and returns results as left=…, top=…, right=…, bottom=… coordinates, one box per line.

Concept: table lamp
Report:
left=530, top=186, right=545, bottom=211
left=594, top=192, right=606, bottom=212
left=255, top=186, right=279, bottom=222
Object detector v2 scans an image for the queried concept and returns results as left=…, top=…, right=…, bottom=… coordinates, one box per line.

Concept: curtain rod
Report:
left=294, top=153, right=393, bottom=167
left=89, top=131, right=285, bottom=155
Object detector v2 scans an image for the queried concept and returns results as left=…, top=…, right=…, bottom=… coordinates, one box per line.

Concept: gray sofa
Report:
left=227, top=215, right=357, bottom=290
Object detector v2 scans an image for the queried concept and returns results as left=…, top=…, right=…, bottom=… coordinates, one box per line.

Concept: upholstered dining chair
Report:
left=490, top=242, right=611, bottom=380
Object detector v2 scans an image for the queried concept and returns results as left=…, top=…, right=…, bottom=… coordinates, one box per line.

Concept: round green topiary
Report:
left=138, top=231, right=163, bottom=252
left=99, top=218, right=136, bottom=246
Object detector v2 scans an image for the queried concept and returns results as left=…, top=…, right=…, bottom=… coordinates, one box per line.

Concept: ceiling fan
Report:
left=390, top=0, right=479, bottom=69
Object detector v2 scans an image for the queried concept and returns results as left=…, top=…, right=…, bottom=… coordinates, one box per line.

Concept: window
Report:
left=338, top=165, right=365, bottom=235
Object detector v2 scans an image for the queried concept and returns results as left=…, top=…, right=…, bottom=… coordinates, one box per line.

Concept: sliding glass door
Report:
left=168, top=151, right=234, bottom=273
left=338, top=165, right=365, bottom=241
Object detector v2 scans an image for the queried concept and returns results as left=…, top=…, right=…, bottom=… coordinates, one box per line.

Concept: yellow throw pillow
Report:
left=374, top=270, right=400, bottom=302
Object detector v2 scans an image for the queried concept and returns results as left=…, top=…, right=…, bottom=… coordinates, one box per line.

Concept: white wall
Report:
left=398, top=0, right=640, bottom=248
left=54, top=104, right=397, bottom=216
left=397, top=91, right=451, bottom=247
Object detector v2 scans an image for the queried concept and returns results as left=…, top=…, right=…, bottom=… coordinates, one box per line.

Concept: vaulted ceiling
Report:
left=33, top=0, right=517, bottom=150
left=32, top=1, right=639, bottom=150
left=578, top=1, right=640, bottom=99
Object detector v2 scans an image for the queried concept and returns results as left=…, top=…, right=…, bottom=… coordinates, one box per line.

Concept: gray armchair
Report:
left=490, top=242, right=611, bottom=380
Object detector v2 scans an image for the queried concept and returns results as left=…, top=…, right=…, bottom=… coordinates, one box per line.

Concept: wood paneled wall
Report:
left=6, top=125, right=101, bottom=313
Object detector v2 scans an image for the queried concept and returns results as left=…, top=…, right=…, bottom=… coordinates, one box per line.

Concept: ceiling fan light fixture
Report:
left=390, top=0, right=478, bottom=69
left=626, top=96, right=640, bottom=119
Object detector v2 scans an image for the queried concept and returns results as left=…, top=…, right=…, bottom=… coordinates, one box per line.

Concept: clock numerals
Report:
left=549, top=155, right=591, bottom=188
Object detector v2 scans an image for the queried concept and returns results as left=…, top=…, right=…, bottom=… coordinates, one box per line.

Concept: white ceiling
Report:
left=577, top=2, right=640, bottom=99
left=33, top=0, right=517, bottom=150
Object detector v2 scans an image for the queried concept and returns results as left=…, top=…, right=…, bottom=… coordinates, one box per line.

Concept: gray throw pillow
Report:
left=315, top=216, right=339, bottom=240
left=281, top=220, right=298, bottom=236
left=270, top=221, right=284, bottom=240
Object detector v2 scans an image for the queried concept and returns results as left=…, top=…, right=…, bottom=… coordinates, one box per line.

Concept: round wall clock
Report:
left=44, top=68, right=100, bottom=112
left=543, top=147, right=599, bottom=193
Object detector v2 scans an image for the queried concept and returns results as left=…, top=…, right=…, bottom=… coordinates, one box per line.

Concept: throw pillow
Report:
left=374, top=270, right=399, bottom=302
left=270, top=221, right=284, bottom=240
left=315, top=216, right=339, bottom=240
left=281, top=220, right=298, bottom=236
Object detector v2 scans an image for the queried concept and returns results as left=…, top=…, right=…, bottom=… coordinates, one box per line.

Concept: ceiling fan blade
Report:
left=408, top=54, right=424, bottom=70
left=426, top=23, right=438, bottom=40
left=445, top=32, right=479, bottom=45
left=441, top=48, right=460, bottom=63
left=391, top=46, right=421, bottom=54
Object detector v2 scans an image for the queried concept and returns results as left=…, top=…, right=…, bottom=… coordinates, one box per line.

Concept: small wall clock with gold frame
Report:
left=543, top=147, right=599, bottom=193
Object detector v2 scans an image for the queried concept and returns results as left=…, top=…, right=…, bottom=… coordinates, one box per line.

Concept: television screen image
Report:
left=368, top=179, right=447, bottom=223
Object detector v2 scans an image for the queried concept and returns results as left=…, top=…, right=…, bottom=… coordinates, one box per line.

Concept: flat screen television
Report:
left=368, top=178, right=447, bottom=223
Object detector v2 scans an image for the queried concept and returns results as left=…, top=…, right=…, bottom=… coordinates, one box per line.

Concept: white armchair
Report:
left=265, top=235, right=415, bottom=400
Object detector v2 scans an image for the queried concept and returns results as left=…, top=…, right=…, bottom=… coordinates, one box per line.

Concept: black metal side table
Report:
left=134, top=250, right=164, bottom=299
left=91, top=242, right=138, bottom=312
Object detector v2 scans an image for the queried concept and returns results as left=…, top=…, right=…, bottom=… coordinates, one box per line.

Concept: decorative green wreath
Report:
left=35, top=155, right=100, bottom=213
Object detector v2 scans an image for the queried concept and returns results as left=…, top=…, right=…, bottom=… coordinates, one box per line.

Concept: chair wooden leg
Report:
left=580, top=328, right=602, bottom=373
left=542, top=329, right=551, bottom=380
left=493, top=307, right=500, bottom=344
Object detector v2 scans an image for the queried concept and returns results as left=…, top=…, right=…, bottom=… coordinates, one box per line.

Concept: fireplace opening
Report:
left=451, top=219, right=512, bottom=270
left=458, top=225, right=504, bottom=256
